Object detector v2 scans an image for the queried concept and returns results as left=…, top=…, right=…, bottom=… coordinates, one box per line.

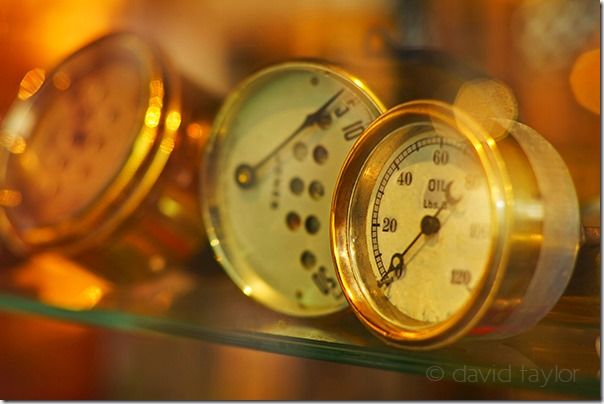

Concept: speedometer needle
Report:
left=234, top=89, right=344, bottom=188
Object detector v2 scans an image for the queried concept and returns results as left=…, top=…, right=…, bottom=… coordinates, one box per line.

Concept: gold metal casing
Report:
left=331, top=100, right=580, bottom=350
left=0, top=33, right=210, bottom=280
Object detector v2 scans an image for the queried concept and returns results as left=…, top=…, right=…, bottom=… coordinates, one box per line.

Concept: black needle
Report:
left=378, top=206, right=444, bottom=287
left=377, top=180, right=463, bottom=287
left=235, top=89, right=344, bottom=188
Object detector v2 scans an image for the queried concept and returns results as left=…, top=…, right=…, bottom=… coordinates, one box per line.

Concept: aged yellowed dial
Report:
left=202, top=61, right=385, bottom=316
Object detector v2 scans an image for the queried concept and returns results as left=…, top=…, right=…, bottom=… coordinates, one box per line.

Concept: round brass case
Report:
left=331, top=100, right=580, bottom=349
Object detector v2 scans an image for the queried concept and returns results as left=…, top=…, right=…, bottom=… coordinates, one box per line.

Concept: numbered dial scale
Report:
left=0, top=33, right=208, bottom=274
left=331, top=100, right=581, bottom=349
left=202, top=61, right=385, bottom=316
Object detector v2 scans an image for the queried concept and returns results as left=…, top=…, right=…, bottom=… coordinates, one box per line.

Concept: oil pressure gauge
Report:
left=0, top=33, right=213, bottom=279
left=332, top=100, right=583, bottom=349
left=201, top=61, right=385, bottom=316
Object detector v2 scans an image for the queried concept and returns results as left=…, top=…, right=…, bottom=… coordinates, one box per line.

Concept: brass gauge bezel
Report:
left=0, top=33, right=182, bottom=255
left=331, top=100, right=519, bottom=349
left=201, top=60, right=386, bottom=316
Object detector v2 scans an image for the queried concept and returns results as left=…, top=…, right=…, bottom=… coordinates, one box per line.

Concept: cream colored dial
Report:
left=365, top=124, right=492, bottom=324
left=202, top=62, right=384, bottom=316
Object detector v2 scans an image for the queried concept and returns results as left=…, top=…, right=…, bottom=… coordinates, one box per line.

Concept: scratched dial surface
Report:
left=358, top=123, right=493, bottom=325
left=5, top=56, right=147, bottom=230
left=203, top=62, right=384, bottom=316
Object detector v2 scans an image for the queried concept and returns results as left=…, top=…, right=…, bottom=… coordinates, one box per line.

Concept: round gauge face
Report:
left=2, top=42, right=151, bottom=238
left=203, top=62, right=385, bottom=316
left=360, top=122, right=493, bottom=326
left=334, top=101, right=582, bottom=348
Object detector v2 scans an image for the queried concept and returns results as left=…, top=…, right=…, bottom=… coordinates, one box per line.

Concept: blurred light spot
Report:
left=149, top=255, right=166, bottom=273
left=0, top=132, right=27, bottom=154
left=570, top=49, right=600, bottom=115
left=159, top=136, right=175, bottom=154
left=454, top=79, right=518, bottom=140
left=166, top=111, right=182, bottom=131
left=187, top=122, right=207, bottom=139
left=243, top=286, right=253, bottom=296
left=0, top=189, right=22, bottom=207
left=210, top=239, right=220, bottom=247
left=144, top=106, right=161, bottom=128
left=18, top=68, right=45, bottom=100
left=176, top=170, right=192, bottom=187
left=52, top=71, right=71, bottom=91
left=14, top=253, right=111, bottom=310
left=81, top=286, right=103, bottom=307
left=352, top=78, right=364, bottom=89
left=512, top=0, right=599, bottom=70
left=149, top=79, right=164, bottom=98
left=158, top=196, right=181, bottom=218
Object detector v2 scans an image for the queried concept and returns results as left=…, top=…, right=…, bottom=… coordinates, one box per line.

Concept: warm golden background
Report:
left=0, top=0, right=599, bottom=399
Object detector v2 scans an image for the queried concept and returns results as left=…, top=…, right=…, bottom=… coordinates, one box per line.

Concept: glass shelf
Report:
left=0, top=247, right=599, bottom=398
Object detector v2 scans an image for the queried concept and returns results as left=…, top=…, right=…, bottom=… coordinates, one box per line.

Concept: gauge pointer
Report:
left=234, top=89, right=344, bottom=188
left=378, top=205, right=444, bottom=287
left=378, top=181, right=462, bottom=288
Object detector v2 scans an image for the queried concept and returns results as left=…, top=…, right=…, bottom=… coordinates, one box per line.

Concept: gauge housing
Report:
left=331, top=100, right=580, bottom=349
left=0, top=33, right=209, bottom=280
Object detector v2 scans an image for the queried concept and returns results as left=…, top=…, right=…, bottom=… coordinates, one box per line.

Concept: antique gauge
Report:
left=331, top=100, right=582, bottom=349
left=202, top=61, right=385, bottom=316
left=0, top=33, right=212, bottom=279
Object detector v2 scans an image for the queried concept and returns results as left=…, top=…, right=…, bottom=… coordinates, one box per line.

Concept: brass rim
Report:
left=330, top=100, right=514, bottom=349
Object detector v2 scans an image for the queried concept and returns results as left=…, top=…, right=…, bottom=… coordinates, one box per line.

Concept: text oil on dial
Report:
left=202, top=61, right=385, bottom=316
left=368, top=126, right=492, bottom=324
left=332, top=100, right=581, bottom=349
